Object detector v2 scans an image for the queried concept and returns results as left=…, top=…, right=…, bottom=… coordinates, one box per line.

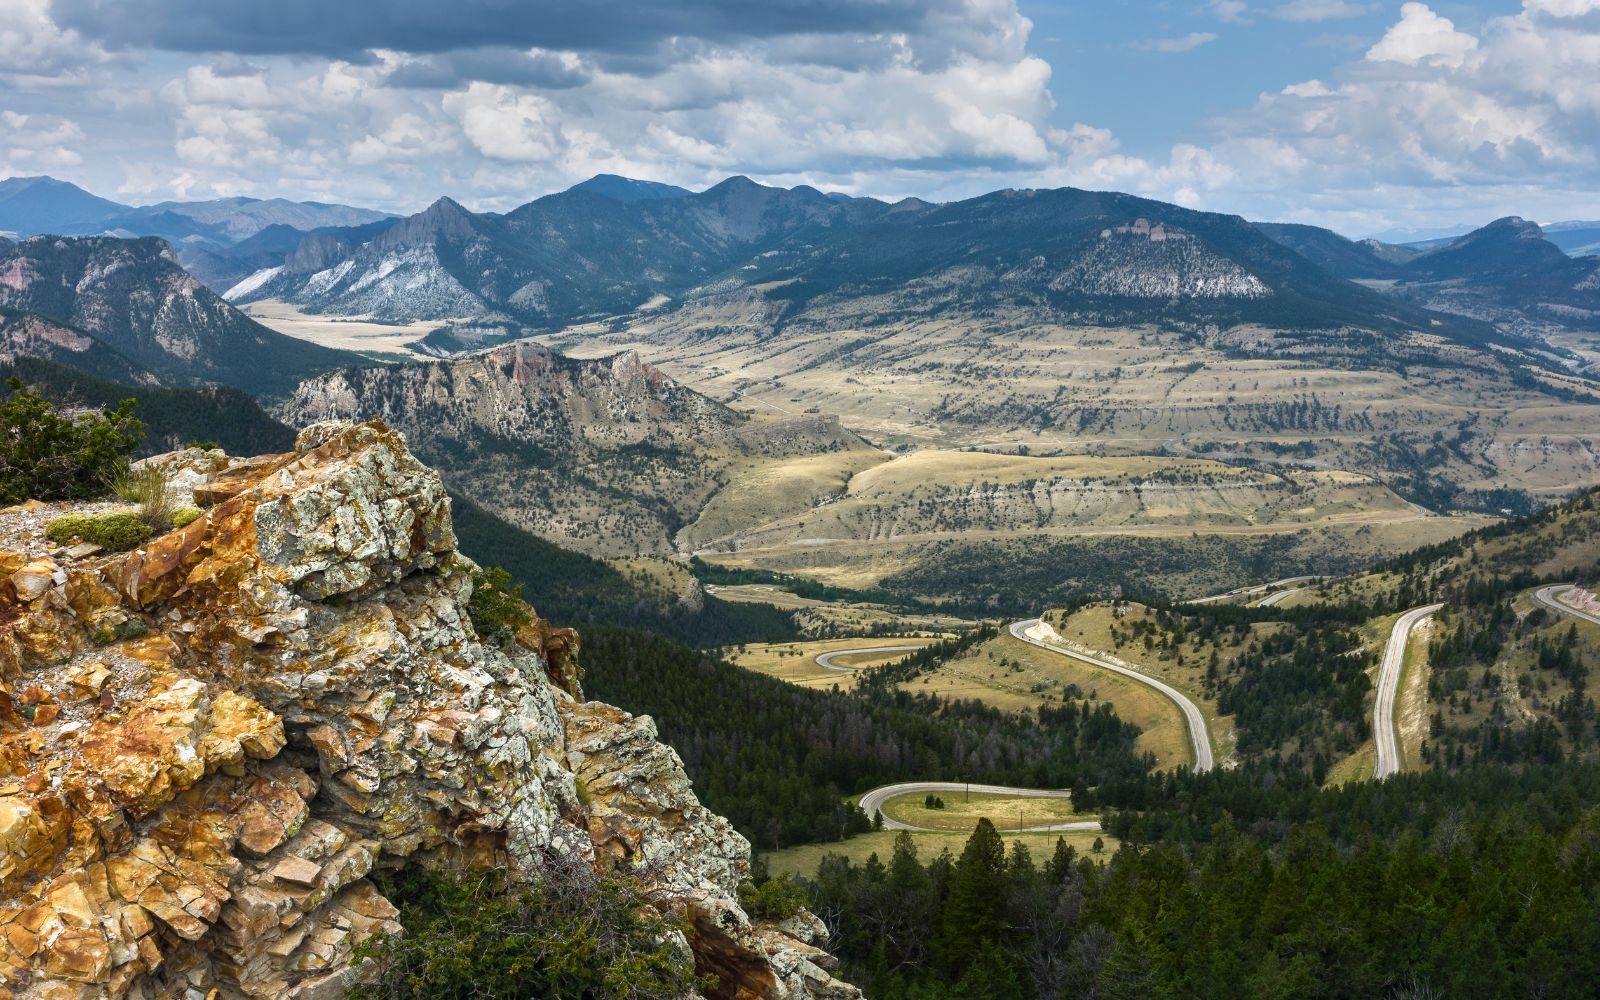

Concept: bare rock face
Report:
left=0, top=420, right=855, bottom=1000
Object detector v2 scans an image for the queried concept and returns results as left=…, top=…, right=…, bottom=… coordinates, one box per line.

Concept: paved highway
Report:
left=1009, top=619, right=1215, bottom=772
left=857, top=781, right=1100, bottom=833
left=814, top=644, right=926, bottom=673
left=1187, top=576, right=1323, bottom=605
left=1533, top=585, right=1600, bottom=628
left=1372, top=603, right=1445, bottom=780
left=1256, top=587, right=1304, bottom=608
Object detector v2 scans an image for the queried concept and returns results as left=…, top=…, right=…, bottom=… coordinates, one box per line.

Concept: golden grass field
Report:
left=878, top=791, right=1092, bottom=833
left=725, top=636, right=945, bottom=691
left=686, top=447, right=1444, bottom=560
left=546, top=310, right=1600, bottom=498
left=243, top=299, right=444, bottom=360
left=1396, top=617, right=1437, bottom=774
left=762, top=827, right=1113, bottom=879
left=899, top=630, right=1201, bottom=770
left=694, top=514, right=1492, bottom=599
left=707, top=583, right=977, bottom=637
left=1324, top=743, right=1377, bottom=787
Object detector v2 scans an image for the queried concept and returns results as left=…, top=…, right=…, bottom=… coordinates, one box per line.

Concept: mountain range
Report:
left=200, top=174, right=1598, bottom=368
left=0, top=175, right=398, bottom=295
left=1256, top=216, right=1600, bottom=336
left=11, top=172, right=1596, bottom=354
left=1544, top=221, right=1600, bottom=258
left=226, top=176, right=892, bottom=327
left=0, top=175, right=394, bottom=242
left=0, top=235, right=360, bottom=396
left=2, top=174, right=1599, bottom=519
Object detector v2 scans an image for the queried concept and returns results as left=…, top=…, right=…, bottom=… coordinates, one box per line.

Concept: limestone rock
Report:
left=0, top=419, right=854, bottom=999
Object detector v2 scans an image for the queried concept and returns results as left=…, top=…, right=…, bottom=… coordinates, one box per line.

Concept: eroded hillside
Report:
left=281, top=342, right=877, bottom=556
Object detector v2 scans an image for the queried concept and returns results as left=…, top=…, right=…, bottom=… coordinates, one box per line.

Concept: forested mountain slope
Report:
left=0, top=236, right=361, bottom=395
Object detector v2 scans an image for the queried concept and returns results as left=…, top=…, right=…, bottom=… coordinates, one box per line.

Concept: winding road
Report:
left=1009, top=619, right=1215, bottom=772
left=857, top=781, right=1100, bottom=833
left=1187, top=576, right=1324, bottom=605
left=1372, top=603, right=1445, bottom=780
left=814, top=644, right=926, bottom=673
left=1533, top=585, right=1600, bottom=628
left=1255, top=587, right=1304, bottom=608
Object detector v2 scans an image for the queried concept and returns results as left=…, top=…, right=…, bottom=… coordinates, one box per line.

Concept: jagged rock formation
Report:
left=280, top=343, right=873, bottom=556
left=1044, top=221, right=1272, bottom=299
left=0, top=421, right=856, bottom=999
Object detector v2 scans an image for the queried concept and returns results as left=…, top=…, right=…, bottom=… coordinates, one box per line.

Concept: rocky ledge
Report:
left=0, top=420, right=856, bottom=1000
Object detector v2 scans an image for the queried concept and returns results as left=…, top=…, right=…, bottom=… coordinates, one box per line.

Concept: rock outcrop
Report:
left=278, top=344, right=873, bottom=558
left=0, top=420, right=856, bottom=999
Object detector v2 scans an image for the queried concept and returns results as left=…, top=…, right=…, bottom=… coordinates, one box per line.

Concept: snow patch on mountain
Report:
left=303, top=259, right=354, bottom=296
left=223, top=265, right=283, bottom=301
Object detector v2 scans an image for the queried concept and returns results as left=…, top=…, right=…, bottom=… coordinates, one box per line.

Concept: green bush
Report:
left=468, top=565, right=533, bottom=647
left=351, top=856, right=707, bottom=1000
left=91, top=618, right=150, bottom=645
left=45, top=511, right=152, bottom=552
left=0, top=378, right=142, bottom=504
left=737, top=874, right=809, bottom=921
left=171, top=506, right=202, bottom=529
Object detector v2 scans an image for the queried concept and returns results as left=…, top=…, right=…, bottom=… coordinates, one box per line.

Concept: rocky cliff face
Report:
left=280, top=343, right=870, bottom=557
left=0, top=421, right=855, bottom=999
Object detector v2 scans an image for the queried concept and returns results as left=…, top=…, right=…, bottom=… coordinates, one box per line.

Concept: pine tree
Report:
left=1045, top=837, right=1077, bottom=884
left=940, top=818, right=1009, bottom=969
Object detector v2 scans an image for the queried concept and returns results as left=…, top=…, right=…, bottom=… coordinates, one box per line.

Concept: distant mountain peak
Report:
left=705, top=175, right=765, bottom=194
left=423, top=194, right=469, bottom=214
left=568, top=174, right=692, bottom=203
left=390, top=195, right=484, bottom=240
left=0, top=175, right=130, bottom=235
left=1481, top=216, right=1543, bottom=237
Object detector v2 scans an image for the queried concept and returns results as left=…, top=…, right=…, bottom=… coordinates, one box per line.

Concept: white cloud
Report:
left=1, top=0, right=1595, bottom=234
left=1273, top=0, right=1372, bottom=22
left=1366, top=3, right=1480, bottom=69
left=0, top=0, right=110, bottom=81
left=348, top=112, right=459, bottom=165
left=442, top=84, right=562, bottom=163
left=1176, top=0, right=1600, bottom=230
left=0, top=109, right=85, bottom=169
left=1524, top=0, right=1600, bottom=15
left=1208, top=1, right=1251, bottom=23
left=1135, top=32, right=1219, bottom=53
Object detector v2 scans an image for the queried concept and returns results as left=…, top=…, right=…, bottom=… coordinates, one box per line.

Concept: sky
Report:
left=1, top=0, right=1597, bottom=236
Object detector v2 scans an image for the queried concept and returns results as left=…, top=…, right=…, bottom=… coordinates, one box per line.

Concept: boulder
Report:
left=0, top=420, right=855, bottom=999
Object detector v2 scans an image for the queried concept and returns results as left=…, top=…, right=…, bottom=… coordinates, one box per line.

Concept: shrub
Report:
left=0, top=378, right=143, bottom=504
left=91, top=618, right=150, bottom=645
left=171, top=507, right=202, bottom=529
left=45, top=512, right=152, bottom=552
left=351, top=854, right=706, bottom=1000
left=109, top=464, right=176, bottom=533
left=737, top=874, right=809, bottom=921
left=468, top=566, right=533, bottom=647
